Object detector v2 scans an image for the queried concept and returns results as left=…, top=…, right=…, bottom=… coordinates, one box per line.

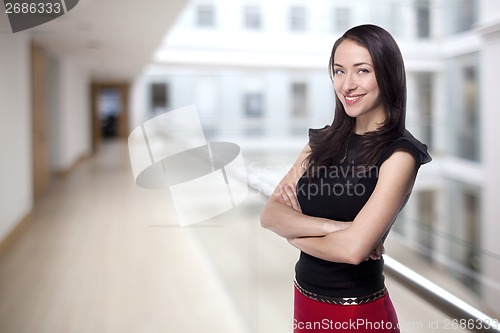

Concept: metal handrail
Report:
left=384, top=256, right=500, bottom=333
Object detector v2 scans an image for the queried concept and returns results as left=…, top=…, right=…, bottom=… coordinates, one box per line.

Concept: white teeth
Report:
left=345, top=96, right=361, bottom=102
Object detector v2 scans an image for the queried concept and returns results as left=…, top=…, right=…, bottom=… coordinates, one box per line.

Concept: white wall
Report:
left=481, top=0, right=500, bottom=23
left=130, top=74, right=148, bottom=132
left=52, top=57, right=91, bottom=171
left=0, top=36, right=92, bottom=243
left=0, top=34, right=33, bottom=242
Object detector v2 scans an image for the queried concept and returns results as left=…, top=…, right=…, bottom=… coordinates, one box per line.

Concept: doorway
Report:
left=91, top=83, right=129, bottom=152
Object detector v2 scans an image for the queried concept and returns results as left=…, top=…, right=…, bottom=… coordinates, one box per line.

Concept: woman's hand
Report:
left=278, top=183, right=302, bottom=213
left=368, top=241, right=385, bottom=260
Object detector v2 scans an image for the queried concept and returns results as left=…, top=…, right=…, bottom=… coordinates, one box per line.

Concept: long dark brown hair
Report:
left=307, top=24, right=406, bottom=172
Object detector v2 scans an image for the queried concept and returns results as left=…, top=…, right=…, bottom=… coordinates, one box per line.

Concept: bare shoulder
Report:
left=377, top=150, right=418, bottom=194
left=380, top=150, right=417, bottom=172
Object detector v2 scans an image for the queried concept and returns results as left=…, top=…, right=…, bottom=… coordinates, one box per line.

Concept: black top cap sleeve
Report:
left=379, top=129, right=432, bottom=167
left=308, top=125, right=330, bottom=141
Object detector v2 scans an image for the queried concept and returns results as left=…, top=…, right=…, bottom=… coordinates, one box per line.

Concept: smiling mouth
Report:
left=344, top=95, right=365, bottom=104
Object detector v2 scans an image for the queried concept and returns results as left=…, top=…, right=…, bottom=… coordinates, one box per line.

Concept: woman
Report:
left=260, top=24, right=431, bottom=332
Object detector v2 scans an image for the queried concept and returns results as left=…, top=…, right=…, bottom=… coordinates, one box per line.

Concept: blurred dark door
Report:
left=91, top=83, right=129, bottom=152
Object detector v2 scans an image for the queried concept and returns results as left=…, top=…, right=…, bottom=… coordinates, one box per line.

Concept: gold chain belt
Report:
left=294, top=279, right=387, bottom=306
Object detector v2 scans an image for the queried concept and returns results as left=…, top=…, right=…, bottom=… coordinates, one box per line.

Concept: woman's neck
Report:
left=354, top=109, right=385, bottom=134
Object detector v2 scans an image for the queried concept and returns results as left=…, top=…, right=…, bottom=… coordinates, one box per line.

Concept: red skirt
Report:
left=294, top=286, right=400, bottom=333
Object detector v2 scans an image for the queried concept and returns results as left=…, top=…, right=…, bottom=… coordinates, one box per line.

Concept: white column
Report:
left=478, top=18, right=500, bottom=316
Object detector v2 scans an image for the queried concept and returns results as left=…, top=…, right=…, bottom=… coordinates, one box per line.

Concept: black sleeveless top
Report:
left=294, top=128, right=431, bottom=297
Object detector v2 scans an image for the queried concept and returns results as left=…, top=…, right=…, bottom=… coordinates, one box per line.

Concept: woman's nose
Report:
left=343, top=74, right=357, bottom=93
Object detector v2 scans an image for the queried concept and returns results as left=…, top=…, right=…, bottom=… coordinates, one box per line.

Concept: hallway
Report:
left=0, top=140, right=470, bottom=333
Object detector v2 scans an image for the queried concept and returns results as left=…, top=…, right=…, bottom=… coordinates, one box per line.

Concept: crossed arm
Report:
left=260, top=143, right=417, bottom=265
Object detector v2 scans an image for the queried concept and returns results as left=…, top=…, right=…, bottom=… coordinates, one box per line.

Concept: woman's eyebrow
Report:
left=333, top=62, right=373, bottom=67
left=353, top=62, right=373, bottom=67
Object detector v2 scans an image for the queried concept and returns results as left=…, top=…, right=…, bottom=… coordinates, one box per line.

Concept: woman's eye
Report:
left=334, top=69, right=344, bottom=75
left=358, top=68, right=369, bottom=74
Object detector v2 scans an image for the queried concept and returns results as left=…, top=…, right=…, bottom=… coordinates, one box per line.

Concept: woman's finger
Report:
left=283, top=184, right=302, bottom=212
left=279, top=185, right=293, bottom=207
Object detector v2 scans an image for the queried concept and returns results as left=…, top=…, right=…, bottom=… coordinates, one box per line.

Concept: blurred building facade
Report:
left=133, top=0, right=500, bottom=316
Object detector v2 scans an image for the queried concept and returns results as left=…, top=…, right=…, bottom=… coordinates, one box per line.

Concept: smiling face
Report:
left=333, top=39, right=385, bottom=132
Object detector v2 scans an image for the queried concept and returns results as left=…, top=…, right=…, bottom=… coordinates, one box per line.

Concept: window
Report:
left=369, top=2, right=401, bottom=37
left=417, top=191, right=436, bottom=260
left=290, top=82, right=308, bottom=136
left=243, top=76, right=264, bottom=135
left=243, top=5, right=261, bottom=29
left=452, top=0, right=477, bottom=34
left=415, top=0, right=431, bottom=38
left=244, top=92, right=264, bottom=136
left=244, top=92, right=264, bottom=118
left=289, top=6, right=306, bottom=32
left=460, top=66, right=479, bottom=160
left=387, top=3, right=402, bottom=38
left=447, top=54, right=479, bottom=161
left=415, top=72, right=433, bottom=150
left=197, top=4, right=215, bottom=27
left=334, top=7, right=351, bottom=33
left=291, top=82, right=307, bottom=118
left=150, top=82, right=169, bottom=114
left=447, top=181, right=482, bottom=294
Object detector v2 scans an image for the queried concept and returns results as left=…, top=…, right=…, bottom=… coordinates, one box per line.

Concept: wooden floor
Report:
left=0, top=140, right=470, bottom=333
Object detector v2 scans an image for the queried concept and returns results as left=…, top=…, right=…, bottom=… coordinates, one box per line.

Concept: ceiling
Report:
left=0, top=0, right=189, bottom=82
